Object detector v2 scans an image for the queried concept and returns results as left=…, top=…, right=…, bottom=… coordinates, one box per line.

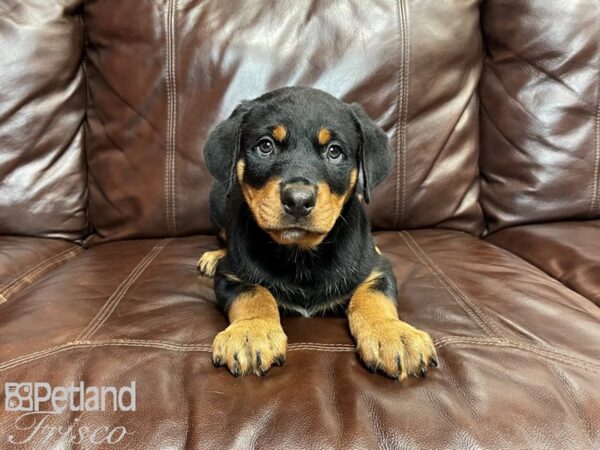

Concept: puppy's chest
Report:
left=256, top=269, right=360, bottom=317
left=276, top=294, right=349, bottom=317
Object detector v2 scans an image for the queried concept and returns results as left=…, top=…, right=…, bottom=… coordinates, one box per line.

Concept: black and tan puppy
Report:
left=198, top=86, right=437, bottom=379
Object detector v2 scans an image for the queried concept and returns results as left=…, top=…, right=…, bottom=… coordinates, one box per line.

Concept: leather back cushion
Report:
left=0, top=0, right=88, bottom=240
left=84, top=0, right=484, bottom=244
left=480, top=0, right=600, bottom=233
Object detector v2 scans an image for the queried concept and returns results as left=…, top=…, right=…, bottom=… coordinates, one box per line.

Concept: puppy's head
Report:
left=205, top=86, right=393, bottom=249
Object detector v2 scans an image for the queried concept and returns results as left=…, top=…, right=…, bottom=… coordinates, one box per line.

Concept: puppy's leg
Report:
left=197, top=248, right=226, bottom=277
left=212, top=275, right=287, bottom=376
left=348, top=268, right=438, bottom=380
left=197, top=229, right=228, bottom=277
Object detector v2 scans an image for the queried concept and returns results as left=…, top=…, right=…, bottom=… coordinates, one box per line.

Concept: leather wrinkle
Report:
left=485, top=62, right=546, bottom=127
left=480, top=95, right=527, bottom=156
left=507, top=50, right=580, bottom=98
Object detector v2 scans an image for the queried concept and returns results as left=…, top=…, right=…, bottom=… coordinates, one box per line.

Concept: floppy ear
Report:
left=350, top=103, right=394, bottom=203
left=204, top=101, right=251, bottom=192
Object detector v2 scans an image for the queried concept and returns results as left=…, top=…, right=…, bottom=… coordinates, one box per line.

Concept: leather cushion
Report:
left=487, top=221, right=600, bottom=306
left=479, top=0, right=600, bottom=233
left=1, top=231, right=598, bottom=447
left=83, top=0, right=485, bottom=244
left=0, top=0, right=88, bottom=240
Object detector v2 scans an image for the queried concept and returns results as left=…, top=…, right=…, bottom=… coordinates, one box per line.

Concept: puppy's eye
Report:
left=256, top=139, right=274, bottom=156
left=326, top=144, right=344, bottom=162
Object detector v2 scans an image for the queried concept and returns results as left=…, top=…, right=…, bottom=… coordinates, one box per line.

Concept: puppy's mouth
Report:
left=267, top=226, right=321, bottom=236
left=265, top=226, right=327, bottom=248
left=274, top=227, right=313, bottom=240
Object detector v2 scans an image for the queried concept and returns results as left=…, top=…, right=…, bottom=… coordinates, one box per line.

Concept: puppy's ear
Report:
left=350, top=103, right=394, bottom=203
left=204, top=101, right=251, bottom=192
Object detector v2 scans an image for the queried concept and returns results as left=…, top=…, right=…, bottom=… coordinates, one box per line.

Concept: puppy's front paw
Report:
left=197, top=249, right=226, bottom=277
left=212, top=319, right=288, bottom=376
left=353, top=319, right=438, bottom=380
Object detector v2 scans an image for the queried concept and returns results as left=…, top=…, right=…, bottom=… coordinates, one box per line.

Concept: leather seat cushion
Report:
left=487, top=221, right=600, bottom=306
left=1, top=231, right=598, bottom=447
left=479, top=0, right=600, bottom=232
left=0, top=0, right=88, bottom=240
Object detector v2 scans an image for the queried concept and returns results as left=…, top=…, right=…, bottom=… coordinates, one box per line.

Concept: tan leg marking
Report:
left=348, top=271, right=438, bottom=380
left=197, top=249, right=226, bottom=277
left=212, top=286, right=287, bottom=376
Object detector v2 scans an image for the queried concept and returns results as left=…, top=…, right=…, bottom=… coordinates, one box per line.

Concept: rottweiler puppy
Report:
left=198, top=86, right=437, bottom=379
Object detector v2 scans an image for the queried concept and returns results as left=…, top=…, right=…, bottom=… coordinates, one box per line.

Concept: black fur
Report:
left=350, top=103, right=393, bottom=203
left=204, top=86, right=397, bottom=316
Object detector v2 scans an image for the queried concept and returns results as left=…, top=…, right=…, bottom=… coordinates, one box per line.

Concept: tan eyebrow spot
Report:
left=272, top=125, right=287, bottom=142
left=318, top=127, right=331, bottom=146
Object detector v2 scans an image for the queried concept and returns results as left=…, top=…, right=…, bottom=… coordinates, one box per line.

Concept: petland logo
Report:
left=5, top=382, right=136, bottom=413
left=4, top=382, right=136, bottom=445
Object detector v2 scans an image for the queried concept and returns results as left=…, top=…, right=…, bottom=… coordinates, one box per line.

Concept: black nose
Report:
left=280, top=182, right=316, bottom=218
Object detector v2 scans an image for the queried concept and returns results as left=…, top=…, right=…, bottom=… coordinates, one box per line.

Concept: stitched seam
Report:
left=393, top=0, right=409, bottom=228
left=0, top=341, right=355, bottom=372
left=0, top=343, right=353, bottom=373
left=404, top=232, right=588, bottom=344
left=434, top=336, right=503, bottom=346
left=400, top=0, right=409, bottom=226
left=436, top=340, right=600, bottom=374
left=0, top=247, right=74, bottom=293
left=589, top=79, right=600, bottom=218
left=291, top=343, right=355, bottom=348
left=169, top=0, right=177, bottom=233
left=76, top=240, right=172, bottom=340
left=399, top=232, right=499, bottom=338
left=3, top=336, right=599, bottom=374
left=288, top=344, right=354, bottom=350
left=167, top=0, right=174, bottom=235
left=288, top=346, right=354, bottom=352
left=392, top=0, right=402, bottom=226
left=507, top=341, right=600, bottom=370
left=81, top=10, right=91, bottom=240
left=77, top=240, right=171, bottom=340
left=399, top=234, right=600, bottom=370
left=163, top=0, right=177, bottom=235
left=402, top=232, right=505, bottom=338
left=170, top=0, right=176, bottom=235
left=163, top=1, right=171, bottom=235
left=0, top=248, right=83, bottom=301
left=1, top=251, right=78, bottom=299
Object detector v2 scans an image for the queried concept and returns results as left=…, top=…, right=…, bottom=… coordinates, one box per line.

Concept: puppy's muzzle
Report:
left=280, top=181, right=316, bottom=219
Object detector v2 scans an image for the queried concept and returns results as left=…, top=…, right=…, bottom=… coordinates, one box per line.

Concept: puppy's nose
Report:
left=280, top=183, right=316, bottom=218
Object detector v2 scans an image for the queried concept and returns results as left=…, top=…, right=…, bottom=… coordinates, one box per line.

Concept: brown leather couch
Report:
left=1, top=1, right=599, bottom=448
